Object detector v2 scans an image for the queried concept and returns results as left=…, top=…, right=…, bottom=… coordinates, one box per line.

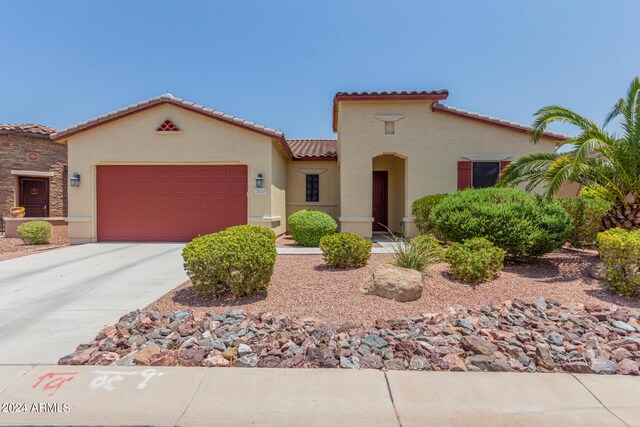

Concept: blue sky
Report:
left=1, top=1, right=639, bottom=139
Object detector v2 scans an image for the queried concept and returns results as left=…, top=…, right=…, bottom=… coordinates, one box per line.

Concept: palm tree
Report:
left=498, top=77, right=640, bottom=231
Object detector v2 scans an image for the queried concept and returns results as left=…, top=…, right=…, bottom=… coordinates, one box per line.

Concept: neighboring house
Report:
left=0, top=124, right=67, bottom=235
left=51, top=91, right=567, bottom=244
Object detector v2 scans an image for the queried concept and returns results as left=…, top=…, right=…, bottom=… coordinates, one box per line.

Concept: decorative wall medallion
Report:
left=28, top=152, right=39, bottom=160
left=156, top=119, right=181, bottom=132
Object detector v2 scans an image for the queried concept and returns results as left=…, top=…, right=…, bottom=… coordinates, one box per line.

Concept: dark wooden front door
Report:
left=20, top=178, right=49, bottom=217
left=372, top=171, right=388, bottom=231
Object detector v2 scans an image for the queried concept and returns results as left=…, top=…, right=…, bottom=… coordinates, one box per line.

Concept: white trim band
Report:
left=339, top=216, right=374, bottom=222
left=65, top=216, right=91, bottom=223
left=11, top=170, right=55, bottom=177
left=248, top=216, right=281, bottom=223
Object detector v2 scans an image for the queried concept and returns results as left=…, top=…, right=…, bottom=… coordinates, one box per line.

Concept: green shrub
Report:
left=430, top=188, right=572, bottom=260
left=319, top=232, right=372, bottom=267
left=446, top=237, right=506, bottom=283
left=555, top=198, right=610, bottom=248
left=410, top=234, right=446, bottom=261
left=287, top=210, right=337, bottom=247
left=597, top=229, right=640, bottom=297
left=17, top=220, right=52, bottom=245
left=411, top=194, right=448, bottom=236
left=182, top=229, right=277, bottom=297
left=225, top=224, right=276, bottom=241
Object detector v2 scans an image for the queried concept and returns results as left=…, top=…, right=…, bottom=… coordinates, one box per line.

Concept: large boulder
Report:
left=360, top=264, right=423, bottom=302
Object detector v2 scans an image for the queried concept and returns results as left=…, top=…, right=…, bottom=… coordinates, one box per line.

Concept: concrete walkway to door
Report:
left=0, top=243, right=187, bottom=365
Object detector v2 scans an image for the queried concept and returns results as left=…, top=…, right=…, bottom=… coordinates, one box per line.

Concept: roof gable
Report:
left=51, top=93, right=292, bottom=157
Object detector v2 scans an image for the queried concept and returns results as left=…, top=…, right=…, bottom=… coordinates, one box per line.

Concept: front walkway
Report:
left=277, top=235, right=400, bottom=255
left=0, top=244, right=187, bottom=364
left=0, top=366, right=637, bottom=426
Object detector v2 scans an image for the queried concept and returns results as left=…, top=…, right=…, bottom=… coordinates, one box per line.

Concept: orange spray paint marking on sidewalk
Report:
left=31, top=372, right=78, bottom=397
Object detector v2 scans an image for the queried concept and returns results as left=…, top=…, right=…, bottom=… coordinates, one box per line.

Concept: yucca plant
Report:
left=385, top=231, right=440, bottom=273
left=498, top=77, right=640, bottom=231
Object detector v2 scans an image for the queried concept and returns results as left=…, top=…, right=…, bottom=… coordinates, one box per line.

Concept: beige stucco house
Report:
left=51, top=91, right=567, bottom=244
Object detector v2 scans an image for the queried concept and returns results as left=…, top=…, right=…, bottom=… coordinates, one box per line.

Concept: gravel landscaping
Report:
left=147, top=249, right=640, bottom=324
left=0, top=235, right=69, bottom=261
left=59, top=298, right=640, bottom=375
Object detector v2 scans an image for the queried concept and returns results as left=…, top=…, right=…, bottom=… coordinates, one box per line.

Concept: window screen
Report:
left=306, top=174, right=319, bottom=202
left=472, top=162, right=500, bottom=188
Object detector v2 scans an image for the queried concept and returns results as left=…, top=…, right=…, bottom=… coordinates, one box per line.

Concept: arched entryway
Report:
left=372, top=153, right=406, bottom=235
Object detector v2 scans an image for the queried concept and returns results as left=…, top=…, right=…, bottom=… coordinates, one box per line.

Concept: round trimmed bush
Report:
left=225, top=224, right=276, bottom=241
left=18, top=220, right=52, bottom=245
left=446, top=237, right=506, bottom=283
left=410, top=234, right=446, bottom=261
left=430, top=188, right=572, bottom=260
left=320, top=232, right=372, bottom=267
left=182, top=229, right=276, bottom=297
left=287, top=210, right=337, bottom=247
left=411, top=193, right=448, bottom=237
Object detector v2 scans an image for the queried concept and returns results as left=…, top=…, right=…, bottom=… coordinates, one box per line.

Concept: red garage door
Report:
left=97, top=165, right=247, bottom=242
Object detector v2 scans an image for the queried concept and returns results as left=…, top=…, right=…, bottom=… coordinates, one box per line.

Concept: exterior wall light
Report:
left=256, top=172, right=264, bottom=188
left=70, top=172, right=81, bottom=187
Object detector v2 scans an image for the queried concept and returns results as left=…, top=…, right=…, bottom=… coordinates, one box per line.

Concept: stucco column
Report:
left=338, top=155, right=373, bottom=238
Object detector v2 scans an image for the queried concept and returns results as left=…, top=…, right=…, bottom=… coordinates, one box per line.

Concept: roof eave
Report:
left=431, top=104, right=569, bottom=143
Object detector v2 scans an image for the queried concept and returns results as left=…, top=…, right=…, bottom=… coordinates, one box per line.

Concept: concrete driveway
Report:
left=0, top=243, right=187, bottom=364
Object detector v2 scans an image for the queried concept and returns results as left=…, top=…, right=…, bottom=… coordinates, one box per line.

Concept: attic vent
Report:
left=156, top=119, right=181, bottom=132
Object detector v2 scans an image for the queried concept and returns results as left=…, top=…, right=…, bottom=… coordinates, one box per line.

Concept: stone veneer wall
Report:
left=0, top=133, right=67, bottom=229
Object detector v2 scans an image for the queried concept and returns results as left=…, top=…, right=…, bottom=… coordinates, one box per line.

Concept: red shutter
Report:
left=457, top=161, right=472, bottom=190
left=500, top=160, right=511, bottom=171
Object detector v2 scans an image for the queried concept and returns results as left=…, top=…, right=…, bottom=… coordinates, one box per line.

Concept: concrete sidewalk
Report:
left=0, top=366, right=637, bottom=426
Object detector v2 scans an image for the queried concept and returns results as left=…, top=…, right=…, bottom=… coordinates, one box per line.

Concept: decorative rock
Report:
left=384, top=358, right=407, bottom=370
left=236, top=353, right=259, bottom=368
left=409, top=356, right=430, bottom=370
left=442, top=354, right=467, bottom=371
left=547, top=333, right=564, bottom=346
left=535, top=344, right=555, bottom=370
left=133, top=345, right=161, bottom=366
left=360, top=264, right=424, bottom=302
left=203, top=353, right=231, bottom=367
left=58, top=347, right=97, bottom=365
left=340, top=355, right=360, bottom=369
left=179, top=347, right=206, bottom=366
left=612, top=321, right=636, bottom=333
left=58, top=302, right=640, bottom=375
left=150, top=350, right=178, bottom=366
left=461, top=336, right=498, bottom=356
left=562, top=361, right=592, bottom=374
left=361, top=334, right=388, bottom=349
left=360, top=354, right=383, bottom=369
left=238, top=343, right=252, bottom=357
left=590, top=358, right=617, bottom=375
left=590, top=262, right=607, bottom=280
left=465, top=355, right=510, bottom=372
left=616, top=359, right=640, bottom=376
left=87, top=351, right=120, bottom=366
left=307, top=348, right=339, bottom=368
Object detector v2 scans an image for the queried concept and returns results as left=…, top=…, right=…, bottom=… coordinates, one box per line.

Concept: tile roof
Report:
left=333, top=90, right=449, bottom=131
left=286, top=139, right=337, bottom=159
left=51, top=93, right=291, bottom=155
left=0, top=123, right=55, bottom=136
left=335, top=90, right=449, bottom=98
left=432, top=103, right=571, bottom=141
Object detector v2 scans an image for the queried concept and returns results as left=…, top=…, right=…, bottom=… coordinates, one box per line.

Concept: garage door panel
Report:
left=97, top=165, right=248, bottom=242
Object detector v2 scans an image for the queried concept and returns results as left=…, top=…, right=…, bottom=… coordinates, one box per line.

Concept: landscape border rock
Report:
left=59, top=299, right=640, bottom=375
